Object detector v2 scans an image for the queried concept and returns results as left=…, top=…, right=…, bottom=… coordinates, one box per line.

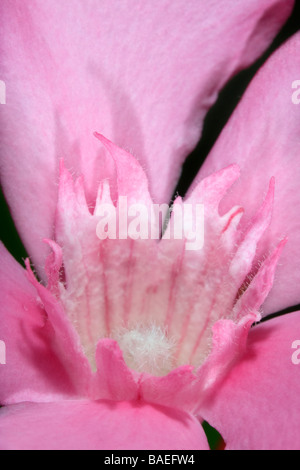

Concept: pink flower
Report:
left=0, top=0, right=300, bottom=450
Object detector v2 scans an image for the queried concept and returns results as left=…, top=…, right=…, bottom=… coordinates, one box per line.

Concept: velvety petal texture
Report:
left=200, top=311, right=300, bottom=450
left=0, top=243, right=79, bottom=404
left=23, top=139, right=284, bottom=413
left=1, top=3, right=298, bottom=450
left=0, top=124, right=292, bottom=448
left=0, top=400, right=209, bottom=450
left=194, top=32, right=300, bottom=315
left=0, top=0, right=294, bottom=274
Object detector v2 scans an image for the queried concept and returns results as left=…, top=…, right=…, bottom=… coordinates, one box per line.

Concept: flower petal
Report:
left=193, top=32, right=300, bottom=314
left=0, top=400, right=209, bottom=450
left=200, top=311, right=300, bottom=450
left=90, top=314, right=259, bottom=415
left=0, top=0, right=294, bottom=273
left=93, top=339, right=139, bottom=402
left=0, top=243, right=78, bottom=404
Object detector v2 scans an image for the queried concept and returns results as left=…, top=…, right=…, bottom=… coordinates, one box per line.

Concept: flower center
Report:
left=114, top=325, right=176, bottom=376
left=52, top=159, right=281, bottom=379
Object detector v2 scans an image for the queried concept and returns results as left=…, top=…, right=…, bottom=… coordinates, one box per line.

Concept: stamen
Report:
left=115, top=325, right=176, bottom=376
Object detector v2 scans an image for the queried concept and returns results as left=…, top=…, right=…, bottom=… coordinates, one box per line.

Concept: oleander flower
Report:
left=0, top=0, right=300, bottom=450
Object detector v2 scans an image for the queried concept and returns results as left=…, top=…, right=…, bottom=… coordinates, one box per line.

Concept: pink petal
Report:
left=0, top=0, right=294, bottom=273
left=0, top=243, right=79, bottom=404
left=94, top=133, right=153, bottom=207
left=93, top=339, right=139, bottom=401
left=200, top=311, right=300, bottom=450
left=138, top=313, right=258, bottom=414
left=0, top=400, right=209, bottom=450
left=193, top=32, right=300, bottom=315
left=232, top=239, right=287, bottom=320
left=90, top=315, right=258, bottom=415
left=25, top=257, right=93, bottom=397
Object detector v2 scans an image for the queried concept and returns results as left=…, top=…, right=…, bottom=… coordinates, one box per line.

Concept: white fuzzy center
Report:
left=115, top=325, right=175, bottom=376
